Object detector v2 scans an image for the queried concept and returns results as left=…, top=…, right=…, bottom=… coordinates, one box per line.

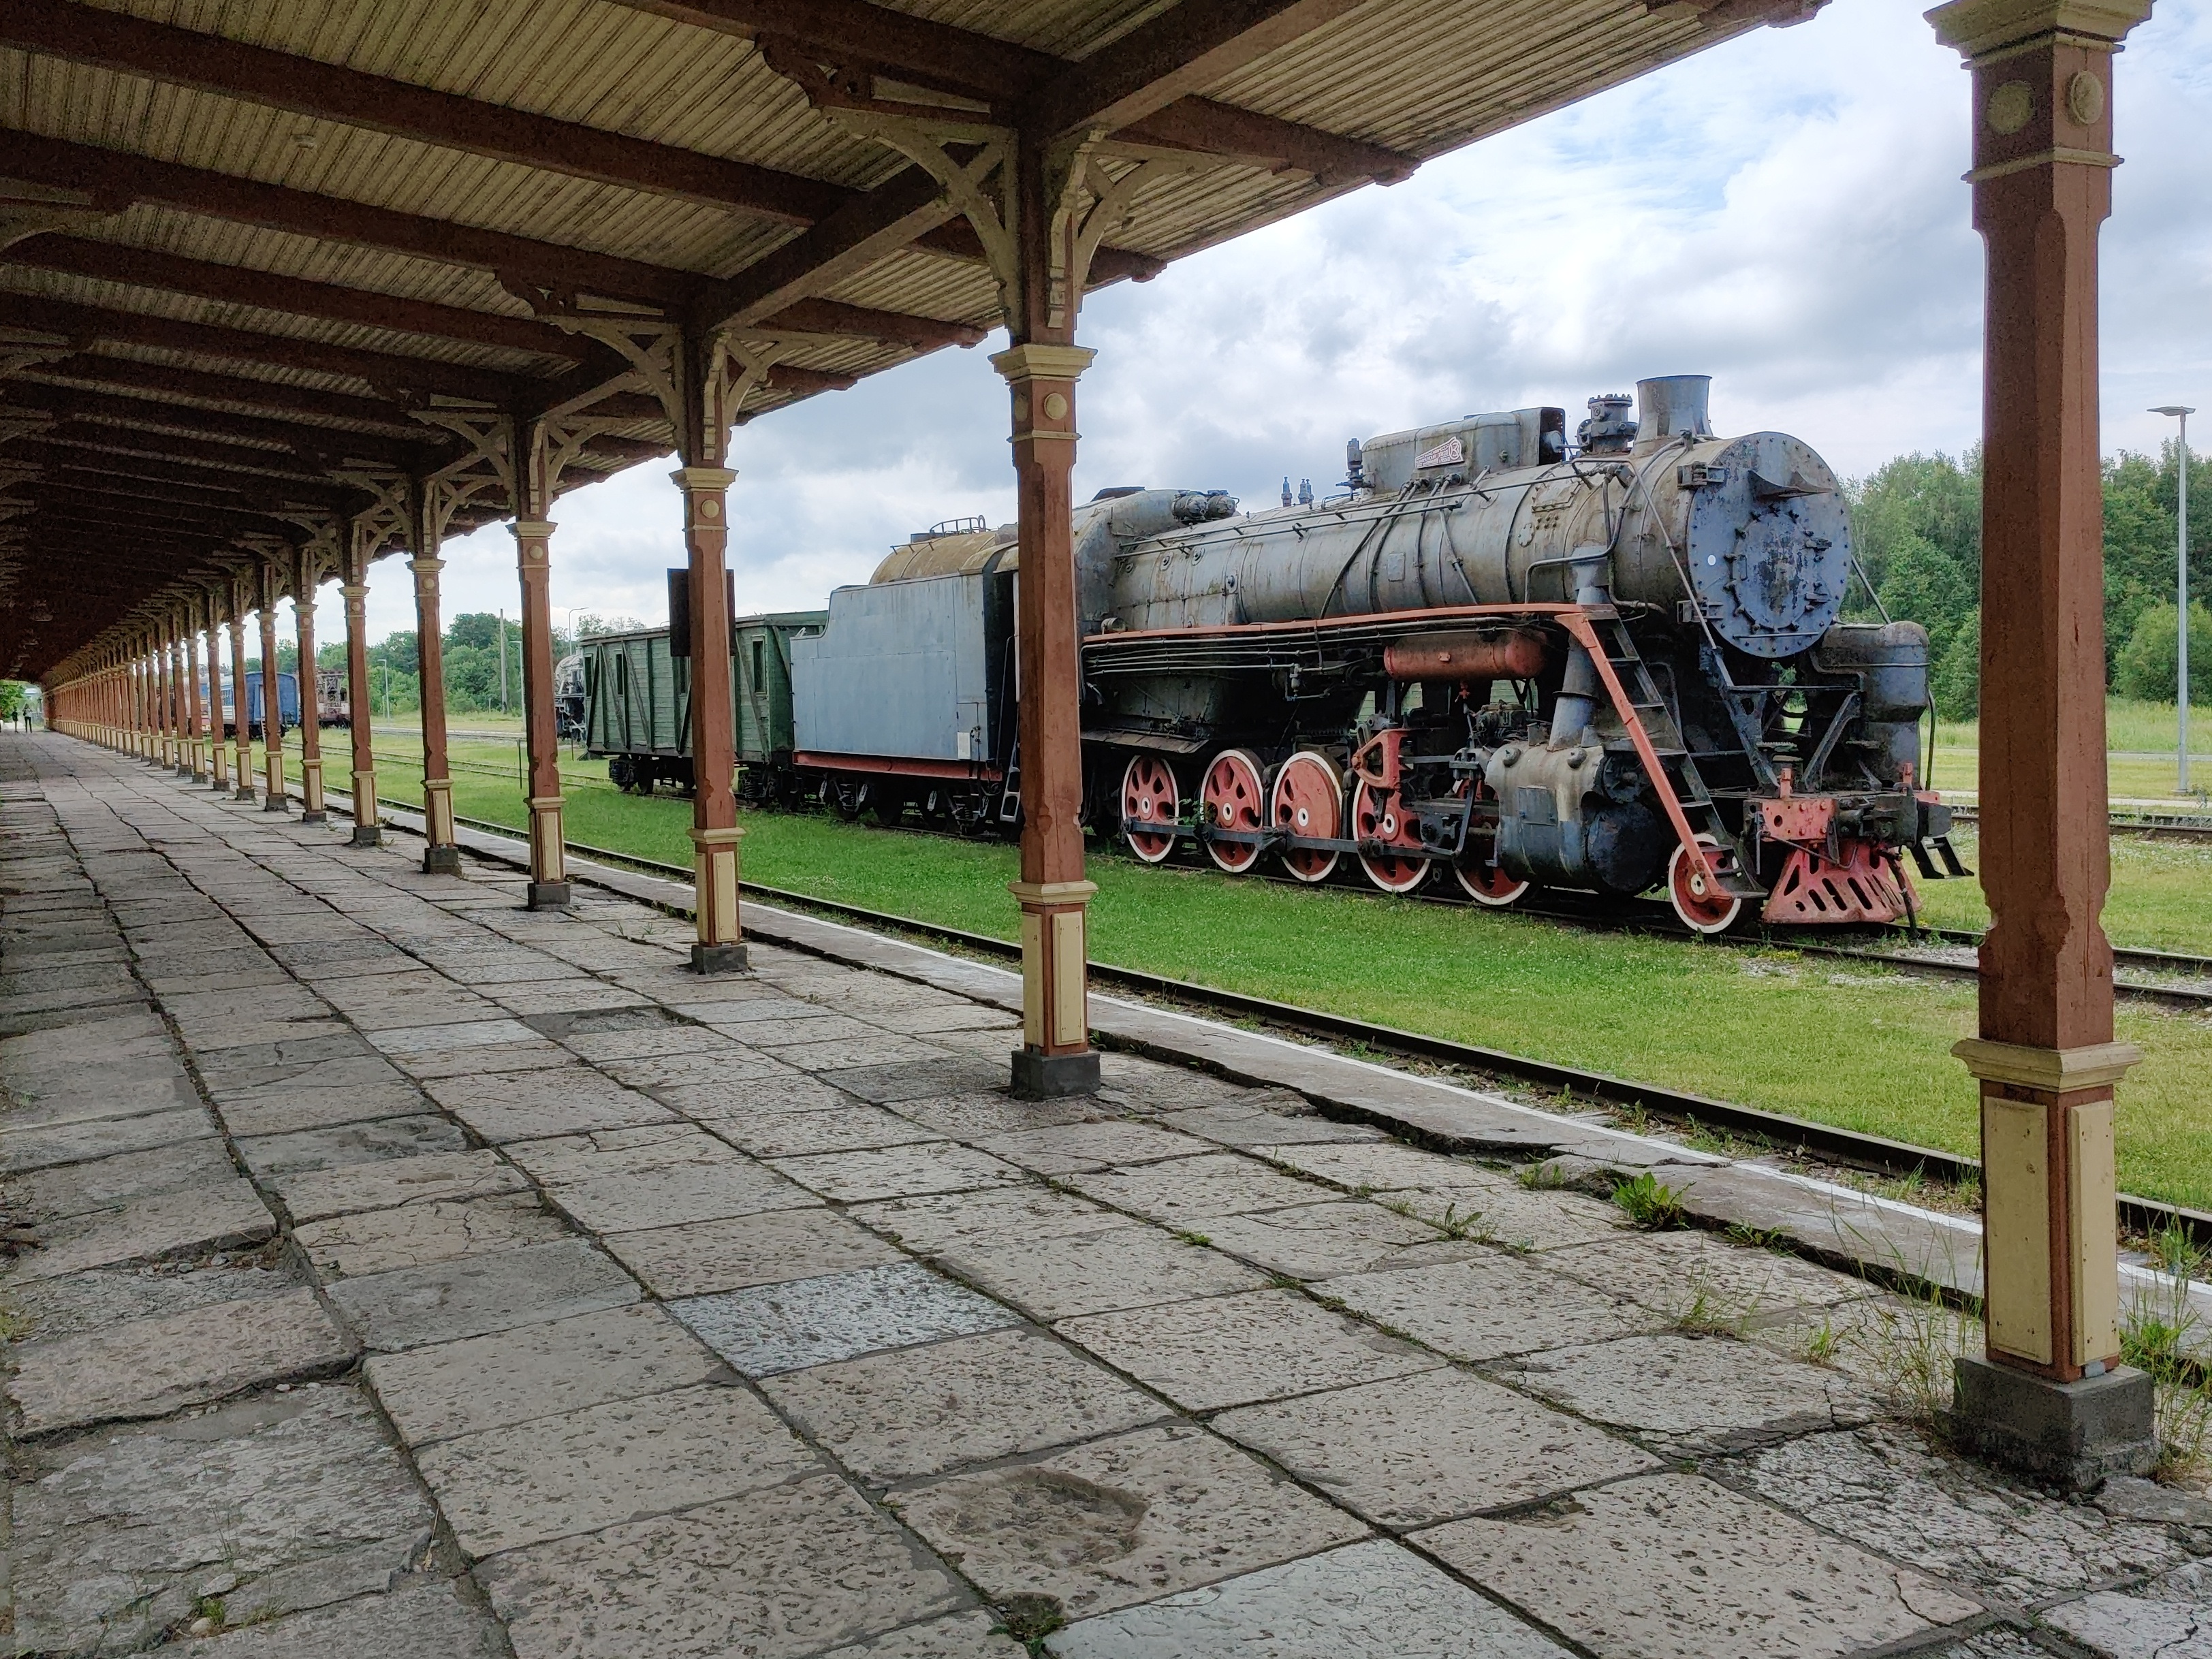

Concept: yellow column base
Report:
left=424, top=778, right=456, bottom=844
left=528, top=795, right=568, bottom=885
left=1009, top=879, right=1098, bottom=1054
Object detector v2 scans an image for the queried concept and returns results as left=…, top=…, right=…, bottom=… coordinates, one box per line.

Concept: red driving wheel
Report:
left=1452, top=780, right=1528, bottom=906
left=1120, top=754, right=1180, bottom=864
left=1200, top=749, right=1267, bottom=874
left=1269, top=751, right=1342, bottom=883
left=1352, top=779, right=1431, bottom=894
left=1668, top=832, right=1743, bottom=934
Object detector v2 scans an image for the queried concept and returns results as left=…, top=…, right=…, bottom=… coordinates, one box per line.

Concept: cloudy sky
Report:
left=346, top=0, right=2212, bottom=649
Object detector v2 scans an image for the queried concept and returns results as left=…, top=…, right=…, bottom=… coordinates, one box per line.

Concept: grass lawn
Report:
left=295, top=730, right=2212, bottom=1212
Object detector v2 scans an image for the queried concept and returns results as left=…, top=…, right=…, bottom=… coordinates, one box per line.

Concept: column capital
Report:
left=340, top=583, right=368, bottom=599
left=669, top=467, right=737, bottom=490
left=1008, top=879, right=1099, bottom=906
left=407, top=556, right=445, bottom=574
left=990, top=344, right=1096, bottom=385
left=511, top=519, right=557, bottom=539
left=1929, top=0, right=2151, bottom=57
left=1953, top=1037, right=2143, bottom=1092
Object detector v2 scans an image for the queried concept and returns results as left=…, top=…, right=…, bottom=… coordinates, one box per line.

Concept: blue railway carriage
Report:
left=579, top=613, right=824, bottom=800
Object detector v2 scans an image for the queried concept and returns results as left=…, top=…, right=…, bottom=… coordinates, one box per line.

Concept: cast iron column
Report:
left=677, top=462, right=744, bottom=970
left=407, top=535, right=460, bottom=872
left=227, top=588, right=254, bottom=800
left=205, top=595, right=230, bottom=792
left=341, top=537, right=380, bottom=847
left=257, top=568, right=287, bottom=811
left=1932, top=0, right=2156, bottom=1489
left=996, top=134, right=1100, bottom=1099
left=513, top=511, right=571, bottom=908
left=158, top=626, right=177, bottom=769
left=294, top=551, right=327, bottom=824
left=183, top=610, right=206, bottom=780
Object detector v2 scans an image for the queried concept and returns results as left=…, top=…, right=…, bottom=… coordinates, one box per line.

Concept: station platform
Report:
left=5, top=731, right=2208, bottom=1659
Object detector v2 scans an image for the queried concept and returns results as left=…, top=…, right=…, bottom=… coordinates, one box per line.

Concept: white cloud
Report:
left=358, top=0, right=2212, bottom=649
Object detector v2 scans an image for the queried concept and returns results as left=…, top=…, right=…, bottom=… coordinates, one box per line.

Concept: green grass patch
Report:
left=315, top=734, right=2212, bottom=1210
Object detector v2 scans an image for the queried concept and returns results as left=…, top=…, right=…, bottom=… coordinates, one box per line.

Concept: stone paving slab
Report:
left=937, top=1220, right=1271, bottom=1321
left=1419, top=1472, right=1983, bottom=1659
left=296, top=1191, right=577, bottom=1279
left=674, top=1261, right=1022, bottom=1376
left=1, top=1104, right=218, bottom=1171
left=12, top=1387, right=435, bottom=1656
left=368, top=1303, right=723, bottom=1447
left=1046, top=1537, right=1573, bottom=1658
left=1188, top=1199, right=1468, bottom=1281
left=1065, top=1153, right=1335, bottom=1223
left=1318, top=1252, right=1666, bottom=1363
left=7, top=1284, right=357, bottom=1436
left=895, top=1422, right=1369, bottom=1622
left=768, top=1140, right=1028, bottom=1203
left=1058, top=1287, right=1443, bottom=1412
left=479, top=1470, right=975, bottom=1659
left=416, top=1380, right=822, bottom=1556
left=3, top=1252, right=297, bottom=1340
left=4, top=1136, right=240, bottom=1223
left=325, top=1236, right=640, bottom=1351
left=603, top=1205, right=908, bottom=1298
left=1213, top=1365, right=1663, bottom=1528
left=271, top=1146, right=528, bottom=1222
left=235, top=1111, right=470, bottom=1176
left=196, top=1575, right=512, bottom=1656
left=763, top=1326, right=1169, bottom=1485
left=7, top=1180, right=274, bottom=1281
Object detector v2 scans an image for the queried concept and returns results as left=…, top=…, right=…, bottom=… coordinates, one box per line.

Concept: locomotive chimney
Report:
left=1634, top=375, right=1713, bottom=451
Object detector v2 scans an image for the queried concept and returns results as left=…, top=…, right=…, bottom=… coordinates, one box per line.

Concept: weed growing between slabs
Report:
left=334, top=738, right=2212, bottom=1211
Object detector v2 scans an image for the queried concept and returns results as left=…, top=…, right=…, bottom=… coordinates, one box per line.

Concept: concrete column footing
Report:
left=526, top=881, right=573, bottom=911
left=691, top=942, right=749, bottom=975
left=422, top=845, right=464, bottom=876
left=1011, top=1047, right=1101, bottom=1100
left=299, top=810, right=328, bottom=825
left=232, top=785, right=257, bottom=802
left=1950, top=1356, right=2158, bottom=1492
left=350, top=826, right=382, bottom=848
left=262, top=795, right=289, bottom=812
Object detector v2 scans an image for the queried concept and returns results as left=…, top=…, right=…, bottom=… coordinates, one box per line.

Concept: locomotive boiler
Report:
left=791, top=374, right=1961, bottom=930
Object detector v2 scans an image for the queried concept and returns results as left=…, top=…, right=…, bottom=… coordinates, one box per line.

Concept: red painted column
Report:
left=997, top=134, right=1099, bottom=1099
left=204, top=593, right=230, bottom=792
left=677, top=462, right=744, bottom=970
left=407, top=480, right=461, bottom=874
left=1932, top=0, right=2155, bottom=1488
left=183, top=607, right=206, bottom=780
left=513, top=508, right=571, bottom=908
left=294, top=549, right=327, bottom=824
left=258, top=565, right=287, bottom=810
left=227, top=578, right=255, bottom=800
left=341, top=533, right=381, bottom=847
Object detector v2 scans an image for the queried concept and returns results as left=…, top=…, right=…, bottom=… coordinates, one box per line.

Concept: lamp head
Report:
left=2151, top=405, right=2196, bottom=417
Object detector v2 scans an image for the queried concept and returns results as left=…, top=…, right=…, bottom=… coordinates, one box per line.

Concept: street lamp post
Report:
left=2151, top=406, right=2194, bottom=793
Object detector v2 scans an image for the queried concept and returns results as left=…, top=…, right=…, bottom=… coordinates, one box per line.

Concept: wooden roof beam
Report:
left=1, top=380, right=443, bottom=466
left=0, top=0, right=848, bottom=228
left=700, top=165, right=955, bottom=331
left=14, top=440, right=354, bottom=509
left=31, top=482, right=293, bottom=536
left=29, top=420, right=401, bottom=486
left=5, top=236, right=590, bottom=362
left=22, top=356, right=432, bottom=434
left=1, top=138, right=996, bottom=347
left=7, top=292, right=549, bottom=407
left=620, top=0, right=1414, bottom=184
left=1020, top=0, right=1370, bottom=138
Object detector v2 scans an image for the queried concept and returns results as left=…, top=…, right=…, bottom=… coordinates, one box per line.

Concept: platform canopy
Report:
left=0, top=0, right=1826, bottom=680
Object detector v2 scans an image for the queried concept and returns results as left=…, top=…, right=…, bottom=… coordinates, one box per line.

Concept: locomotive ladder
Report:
left=1575, top=611, right=1763, bottom=899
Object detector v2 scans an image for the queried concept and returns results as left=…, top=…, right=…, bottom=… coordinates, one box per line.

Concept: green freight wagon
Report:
left=580, top=613, right=824, bottom=801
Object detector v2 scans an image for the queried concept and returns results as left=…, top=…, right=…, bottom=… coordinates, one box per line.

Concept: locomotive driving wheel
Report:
left=1450, top=779, right=1528, bottom=906
left=1199, top=749, right=1267, bottom=874
left=1120, top=754, right=1181, bottom=864
left=1351, top=779, right=1432, bottom=894
left=1269, top=751, right=1342, bottom=883
left=1668, top=832, right=1744, bottom=934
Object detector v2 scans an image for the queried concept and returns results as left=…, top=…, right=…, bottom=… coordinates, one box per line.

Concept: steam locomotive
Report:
left=587, top=375, right=1960, bottom=932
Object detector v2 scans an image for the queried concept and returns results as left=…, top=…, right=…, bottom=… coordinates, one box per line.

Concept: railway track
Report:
left=1947, top=805, right=2212, bottom=843
left=345, top=794, right=2212, bottom=1250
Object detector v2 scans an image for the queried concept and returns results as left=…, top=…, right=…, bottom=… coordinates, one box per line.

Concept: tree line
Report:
left=1847, top=441, right=2211, bottom=718
left=268, top=612, right=646, bottom=717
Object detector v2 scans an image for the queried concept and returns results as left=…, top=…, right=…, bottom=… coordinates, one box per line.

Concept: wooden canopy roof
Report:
left=1, top=0, right=1820, bottom=682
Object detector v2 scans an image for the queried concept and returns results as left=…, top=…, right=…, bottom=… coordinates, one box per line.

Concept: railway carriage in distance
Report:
left=578, top=614, right=823, bottom=802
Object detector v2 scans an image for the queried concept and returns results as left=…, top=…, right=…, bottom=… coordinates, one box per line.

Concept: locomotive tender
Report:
left=596, top=374, right=1961, bottom=931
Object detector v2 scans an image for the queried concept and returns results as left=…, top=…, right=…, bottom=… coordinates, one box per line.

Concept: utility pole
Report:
left=2152, top=406, right=2194, bottom=793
